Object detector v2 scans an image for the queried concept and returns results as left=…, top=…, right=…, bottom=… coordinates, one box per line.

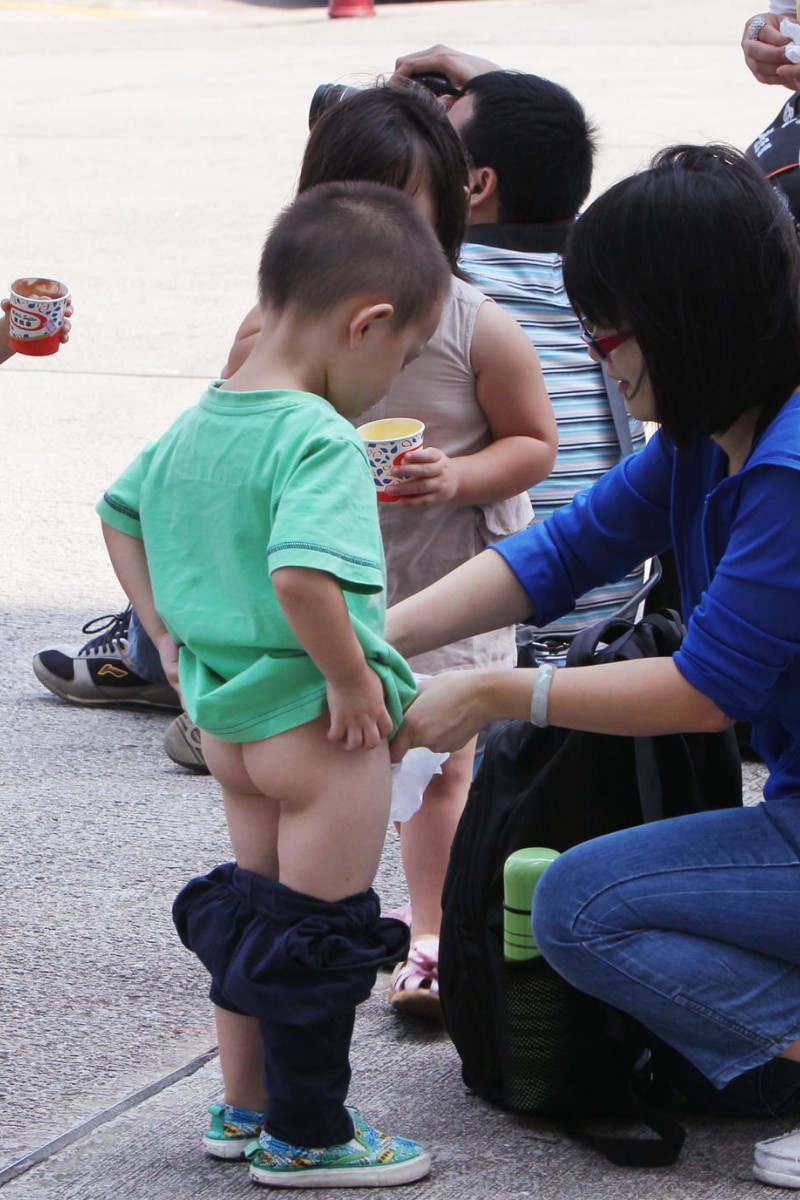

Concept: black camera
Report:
left=309, top=74, right=461, bottom=129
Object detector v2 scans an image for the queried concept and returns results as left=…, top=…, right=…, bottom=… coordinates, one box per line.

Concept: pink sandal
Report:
left=387, top=935, right=441, bottom=1019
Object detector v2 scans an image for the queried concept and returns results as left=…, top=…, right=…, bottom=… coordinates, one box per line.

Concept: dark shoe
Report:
left=32, top=607, right=181, bottom=710
left=164, top=710, right=209, bottom=774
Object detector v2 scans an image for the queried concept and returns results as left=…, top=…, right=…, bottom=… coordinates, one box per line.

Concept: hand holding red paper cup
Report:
left=357, top=418, right=425, bottom=503
left=8, top=277, right=71, bottom=356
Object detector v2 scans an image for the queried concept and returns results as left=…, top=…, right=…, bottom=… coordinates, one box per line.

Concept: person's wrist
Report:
left=476, top=668, right=514, bottom=727
left=326, top=658, right=372, bottom=689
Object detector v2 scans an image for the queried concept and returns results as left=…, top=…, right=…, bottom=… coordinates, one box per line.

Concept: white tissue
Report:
left=389, top=673, right=449, bottom=822
left=390, top=747, right=449, bottom=822
left=779, top=18, right=800, bottom=60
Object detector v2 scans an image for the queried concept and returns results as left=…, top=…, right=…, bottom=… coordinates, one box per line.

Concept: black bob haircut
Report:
left=298, top=80, right=469, bottom=274
left=258, top=180, right=449, bottom=328
left=563, top=144, right=800, bottom=450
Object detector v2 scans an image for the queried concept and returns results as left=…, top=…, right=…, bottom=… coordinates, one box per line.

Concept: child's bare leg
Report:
left=214, top=1006, right=267, bottom=1112
left=203, top=714, right=392, bottom=1113
left=197, top=734, right=279, bottom=1120
left=400, top=737, right=477, bottom=937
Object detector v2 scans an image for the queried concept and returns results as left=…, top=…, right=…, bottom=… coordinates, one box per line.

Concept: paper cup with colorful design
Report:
left=8, top=277, right=70, bottom=356
left=357, top=417, right=425, bottom=502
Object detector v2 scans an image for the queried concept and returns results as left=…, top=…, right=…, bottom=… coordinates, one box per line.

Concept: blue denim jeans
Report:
left=532, top=797, right=800, bottom=1113
left=126, top=608, right=167, bottom=684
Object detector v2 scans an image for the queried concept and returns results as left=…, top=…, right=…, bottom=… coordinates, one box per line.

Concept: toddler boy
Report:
left=98, top=180, right=447, bottom=1188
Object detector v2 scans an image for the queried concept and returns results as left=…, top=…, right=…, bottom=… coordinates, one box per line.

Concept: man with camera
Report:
left=395, top=46, right=647, bottom=639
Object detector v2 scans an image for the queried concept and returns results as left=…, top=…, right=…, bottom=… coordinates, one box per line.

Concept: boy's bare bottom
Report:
left=202, top=713, right=392, bottom=900
left=198, top=713, right=394, bottom=1119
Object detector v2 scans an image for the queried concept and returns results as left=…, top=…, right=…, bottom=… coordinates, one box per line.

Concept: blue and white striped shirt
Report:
left=461, top=228, right=647, bottom=639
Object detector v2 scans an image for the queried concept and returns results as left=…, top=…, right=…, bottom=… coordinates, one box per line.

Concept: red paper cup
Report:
left=357, top=418, right=425, bottom=502
left=8, top=277, right=70, bottom=356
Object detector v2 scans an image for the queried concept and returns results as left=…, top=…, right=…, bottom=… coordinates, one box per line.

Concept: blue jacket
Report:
left=495, top=391, right=800, bottom=802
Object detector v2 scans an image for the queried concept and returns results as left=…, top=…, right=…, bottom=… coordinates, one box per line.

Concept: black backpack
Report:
left=438, top=611, right=743, bottom=1166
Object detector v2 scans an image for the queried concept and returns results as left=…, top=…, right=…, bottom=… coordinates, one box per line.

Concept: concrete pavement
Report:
left=0, top=0, right=788, bottom=1195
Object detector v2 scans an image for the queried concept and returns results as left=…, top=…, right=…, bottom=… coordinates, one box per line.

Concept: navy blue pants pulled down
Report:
left=173, top=863, right=409, bottom=1147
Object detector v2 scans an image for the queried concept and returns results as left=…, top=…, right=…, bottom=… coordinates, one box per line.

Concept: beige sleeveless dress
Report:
left=359, top=274, right=532, bottom=674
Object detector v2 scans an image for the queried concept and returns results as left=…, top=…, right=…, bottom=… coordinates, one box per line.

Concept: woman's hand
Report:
left=391, top=670, right=498, bottom=760
left=383, top=445, right=460, bottom=505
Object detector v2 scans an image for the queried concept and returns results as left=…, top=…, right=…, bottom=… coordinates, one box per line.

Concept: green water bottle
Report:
left=503, top=847, right=560, bottom=961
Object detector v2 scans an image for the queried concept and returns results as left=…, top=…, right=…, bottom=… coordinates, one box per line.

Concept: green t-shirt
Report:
left=97, top=384, right=416, bottom=742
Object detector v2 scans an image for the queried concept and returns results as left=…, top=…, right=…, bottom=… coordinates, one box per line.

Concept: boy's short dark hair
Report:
left=460, top=72, right=596, bottom=224
left=258, top=180, right=449, bottom=327
left=563, top=143, right=800, bottom=449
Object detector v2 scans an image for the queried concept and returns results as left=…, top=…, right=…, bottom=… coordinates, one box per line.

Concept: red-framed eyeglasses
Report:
left=579, top=324, right=635, bottom=360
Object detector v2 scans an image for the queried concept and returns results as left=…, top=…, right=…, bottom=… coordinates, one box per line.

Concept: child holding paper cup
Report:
left=224, top=82, right=557, bottom=1018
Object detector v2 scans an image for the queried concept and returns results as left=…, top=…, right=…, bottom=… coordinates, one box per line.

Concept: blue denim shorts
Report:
left=532, top=797, right=800, bottom=1109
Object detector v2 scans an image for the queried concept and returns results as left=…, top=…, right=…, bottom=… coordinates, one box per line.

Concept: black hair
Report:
left=459, top=71, right=596, bottom=223
left=298, top=80, right=469, bottom=272
left=258, top=180, right=449, bottom=328
left=563, top=143, right=800, bottom=450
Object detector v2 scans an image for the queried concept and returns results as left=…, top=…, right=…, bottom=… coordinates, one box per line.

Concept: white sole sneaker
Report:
left=248, top=1149, right=432, bottom=1188
left=754, top=1129, right=800, bottom=1188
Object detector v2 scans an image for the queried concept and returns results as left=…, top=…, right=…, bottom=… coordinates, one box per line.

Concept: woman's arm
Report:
left=391, top=656, right=732, bottom=760
left=384, top=300, right=557, bottom=507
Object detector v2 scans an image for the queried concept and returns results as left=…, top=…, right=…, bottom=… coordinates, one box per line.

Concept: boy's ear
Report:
left=466, top=165, right=499, bottom=214
left=349, top=302, right=395, bottom=347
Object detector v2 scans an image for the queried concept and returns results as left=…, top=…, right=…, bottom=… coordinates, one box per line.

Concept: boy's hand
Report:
left=156, top=631, right=182, bottom=693
left=383, top=446, right=459, bottom=506
left=326, top=665, right=393, bottom=750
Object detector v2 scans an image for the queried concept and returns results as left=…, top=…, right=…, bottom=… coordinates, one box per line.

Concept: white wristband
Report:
left=530, top=663, right=557, bottom=728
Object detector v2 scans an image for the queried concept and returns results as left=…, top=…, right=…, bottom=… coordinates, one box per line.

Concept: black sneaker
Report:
left=32, top=607, right=182, bottom=710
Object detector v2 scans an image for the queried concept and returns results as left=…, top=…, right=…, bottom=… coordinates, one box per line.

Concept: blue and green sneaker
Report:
left=246, top=1108, right=431, bottom=1187
left=203, top=1102, right=263, bottom=1160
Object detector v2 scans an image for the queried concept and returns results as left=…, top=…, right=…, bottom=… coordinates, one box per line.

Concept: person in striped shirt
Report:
left=396, top=49, right=649, bottom=646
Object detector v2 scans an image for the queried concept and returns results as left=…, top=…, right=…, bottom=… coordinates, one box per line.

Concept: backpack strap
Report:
left=566, top=609, right=688, bottom=825
left=571, top=1093, right=686, bottom=1167
left=567, top=1037, right=687, bottom=1167
left=566, top=609, right=685, bottom=669
left=565, top=616, right=637, bottom=666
